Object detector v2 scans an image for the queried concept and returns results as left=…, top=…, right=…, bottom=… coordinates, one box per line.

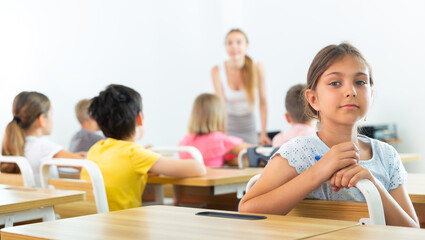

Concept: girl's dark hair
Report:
left=305, top=42, right=374, bottom=119
left=2, top=91, right=51, bottom=173
left=89, top=84, right=142, bottom=140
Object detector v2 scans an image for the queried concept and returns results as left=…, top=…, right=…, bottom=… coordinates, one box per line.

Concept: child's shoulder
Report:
left=100, top=138, right=158, bottom=156
left=282, top=134, right=320, bottom=148
left=181, top=132, right=230, bottom=142
left=275, top=135, right=322, bottom=160
left=25, top=136, right=61, bottom=148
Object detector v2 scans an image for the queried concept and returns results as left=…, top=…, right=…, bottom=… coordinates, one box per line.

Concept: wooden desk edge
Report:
left=0, top=191, right=85, bottom=214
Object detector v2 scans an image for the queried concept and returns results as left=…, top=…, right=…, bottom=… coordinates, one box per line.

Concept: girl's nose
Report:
left=345, top=86, right=357, bottom=97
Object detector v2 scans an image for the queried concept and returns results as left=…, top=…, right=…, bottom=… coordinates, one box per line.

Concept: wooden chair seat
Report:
left=287, top=199, right=368, bottom=222
left=0, top=173, right=24, bottom=187
left=49, top=179, right=98, bottom=218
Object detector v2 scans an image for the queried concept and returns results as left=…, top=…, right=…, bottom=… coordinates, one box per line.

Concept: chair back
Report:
left=40, top=159, right=109, bottom=215
left=150, top=146, right=204, bottom=164
left=245, top=174, right=386, bottom=225
left=0, top=156, right=36, bottom=187
left=238, top=147, right=278, bottom=168
left=144, top=146, right=204, bottom=205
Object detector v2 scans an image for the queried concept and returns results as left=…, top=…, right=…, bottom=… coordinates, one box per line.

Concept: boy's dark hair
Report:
left=89, top=84, right=142, bottom=140
left=285, top=84, right=310, bottom=123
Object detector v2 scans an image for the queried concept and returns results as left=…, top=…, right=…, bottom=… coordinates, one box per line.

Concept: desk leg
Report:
left=4, top=216, right=15, bottom=228
left=0, top=207, right=56, bottom=228
left=41, top=206, right=55, bottom=222
left=153, top=184, right=164, bottom=205
left=142, top=184, right=164, bottom=205
left=213, top=183, right=247, bottom=199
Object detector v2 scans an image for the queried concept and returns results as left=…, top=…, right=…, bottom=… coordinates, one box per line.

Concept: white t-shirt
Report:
left=271, top=133, right=407, bottom=202
left=24, top=136, right=63, bottom=187
left=219, top=63, right=253, bottom=116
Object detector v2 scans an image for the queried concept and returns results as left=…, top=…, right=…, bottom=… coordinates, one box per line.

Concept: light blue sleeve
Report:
left=270, top=137, right=314, bottom=174
left=387, top=146, right=407, bottom=191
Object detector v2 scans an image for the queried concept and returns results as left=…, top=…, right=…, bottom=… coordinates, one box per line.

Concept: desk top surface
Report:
left=0, top=205, right=358, bottom=240
left=406, top=173, right=425, bottom=204
left=308, top=224, right=425, bottom=239
left=0, top=185, right=85, bottom=214
left=147, top=167, right=263, bottom=186
left=399, top=153, right=421, bottom=163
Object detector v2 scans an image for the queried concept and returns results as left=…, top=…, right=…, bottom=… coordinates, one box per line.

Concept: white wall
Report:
left=1, top=0, right=424, bottom=172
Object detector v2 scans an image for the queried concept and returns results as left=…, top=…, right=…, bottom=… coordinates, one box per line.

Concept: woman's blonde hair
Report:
left=188, top=93, right=227, bottom=135
left=226, top=29, right=258, bottom=105
left=1, top=92, right=51, bottom=173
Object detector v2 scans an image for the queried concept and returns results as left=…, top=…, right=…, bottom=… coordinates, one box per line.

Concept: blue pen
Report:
left=315, top=155, right=321, bottom=160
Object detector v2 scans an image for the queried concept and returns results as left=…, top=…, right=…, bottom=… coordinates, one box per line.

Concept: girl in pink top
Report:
left=179, top=93, right=252, bottom=167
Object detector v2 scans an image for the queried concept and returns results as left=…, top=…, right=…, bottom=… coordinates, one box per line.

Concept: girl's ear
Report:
left=305, top=89, right=320, bottom=111
left=38, top=113, right=47, bottom=128
left=135, top=111, right=144, bottom=126
left=284, top=113, right=292, bottom=124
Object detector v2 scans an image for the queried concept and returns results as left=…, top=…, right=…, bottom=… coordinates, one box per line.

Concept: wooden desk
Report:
left=1, top=205, right=358, bottom=240
left=0, top=185, right=85, bottom=227
left=306, top=224, right=425, bottom=239
left=406, top=173, right=425, bottom=228
left=400, top=153, right=421, bottom=163
left=148, top=167, right=263, bottom=200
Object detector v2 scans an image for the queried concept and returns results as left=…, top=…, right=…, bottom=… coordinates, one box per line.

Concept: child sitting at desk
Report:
left=239, top=43, right=419, bottom=227
left=178, top=93, right=253, bottom=167
left=69, top=99, right=104, bottom=153
left=80, top=84, right=206, bottom=211
left=272, top=84, right=315, bottom=148
left=2, top=91, right=84, bottom=186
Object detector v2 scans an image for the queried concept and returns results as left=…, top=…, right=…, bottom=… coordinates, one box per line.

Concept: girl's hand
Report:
left=259, top=132, right=271, bottom=145
left=330, top=164, right=375, bottom=192
left=313, top=142, right=359, bottom=182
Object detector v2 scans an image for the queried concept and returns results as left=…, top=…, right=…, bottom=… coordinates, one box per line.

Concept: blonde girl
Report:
left=179, top=93, right=252, bottom=167
left=238, top=43, right=419, bottom=228
left=212, top=29, right=270, bottom=145
left=2, top=91, right=84, bottom=186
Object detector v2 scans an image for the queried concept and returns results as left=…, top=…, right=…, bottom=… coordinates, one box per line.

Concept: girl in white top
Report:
left=211, top=29, right=270, bottom=145
left=239, top=43, right=419, bottom=228
left=2, top=91, right=85, bottom=186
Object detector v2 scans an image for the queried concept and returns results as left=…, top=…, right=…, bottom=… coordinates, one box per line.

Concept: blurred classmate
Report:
left=80, top=84, right=206, bottom=211
left=2, top=91, right=84, bottom=186
left=69, top=99, right=104, bottom=153
left=272, top=84, right=315, bottom=148
left=178, top=93, right=253, bottom=167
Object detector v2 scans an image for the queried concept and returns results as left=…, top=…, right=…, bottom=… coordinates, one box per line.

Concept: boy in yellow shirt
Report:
left=81, top=84, right=206, bottom=211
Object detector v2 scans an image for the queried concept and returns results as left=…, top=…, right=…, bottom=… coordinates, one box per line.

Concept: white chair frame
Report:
left=150, top=146, right=204, bottom=164
left=245, top=174, right=386, bottom=225
left=0, top=155, right=36, bottom=187
left=40, top=159, right=109, bottom=213
left=145, top=146, right=205, bottom=205
left=237, top=147, right=275, bottom=168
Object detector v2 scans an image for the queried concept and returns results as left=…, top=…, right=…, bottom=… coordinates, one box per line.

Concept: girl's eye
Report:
left=329, top=81, right=341, bottom=87
left=356, top=80, right=367, bottom=86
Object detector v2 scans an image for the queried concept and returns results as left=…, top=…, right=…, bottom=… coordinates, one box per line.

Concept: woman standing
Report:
left=211, top=29, right=270, bottom=145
